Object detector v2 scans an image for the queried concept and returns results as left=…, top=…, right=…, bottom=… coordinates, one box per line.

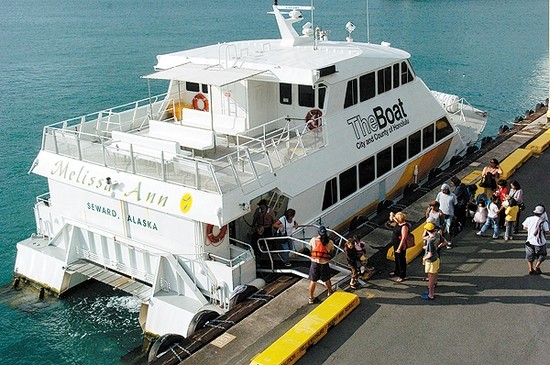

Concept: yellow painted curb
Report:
left=500, top=148, right=532, bottom=180
left=526, top=129, right=550, bottom=154
left=249, top=292, right=360, bottom=365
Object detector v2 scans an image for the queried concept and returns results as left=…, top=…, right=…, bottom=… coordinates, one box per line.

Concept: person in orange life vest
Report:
left=308, top=226, right=335, bottom=304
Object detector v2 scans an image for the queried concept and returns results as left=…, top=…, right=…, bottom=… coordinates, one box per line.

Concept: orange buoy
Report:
left=192, top=93, right=209, bottom=112
left=206, top=224, right=227, bottom=245
left=305, top=109, right=323, bottom=130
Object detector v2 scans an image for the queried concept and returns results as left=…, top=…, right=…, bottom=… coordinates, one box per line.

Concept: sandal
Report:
left=389, top=271, right=396, bottom=277
left=395, top=277, right=405, bottom=283
left=308, top=297, right=316, bottom=304
left=421, top=293, right=435, bottom=300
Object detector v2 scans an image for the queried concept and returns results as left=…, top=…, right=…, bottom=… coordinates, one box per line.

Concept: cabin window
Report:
left=201, top=84, right=209, bottom=94
left=377, top=67, right=392, bottom=94
left=423, top=124, right=435, bottom=149
left=318, top=84, right=327, bottom=109
left=393, top=63, right=400, bottom=88
left=186, top=82, right=200, bottom=92
left=408, top=130, right=422, bottom=157
left=339, top=166, right=357, bottom=200
left=401, top=61, right=414, bottom=84
left=344, top=79, right=358, bottom=108
left=359, top=156, right=375, bottom=188
left=435, top=117, right=454, bottom=141
left=280, top=83, right=292, bottom=105
left=298, top=84, right=315, bottom=107
left=376, top=147, right=392, bottom=177
left=359, top=72, right=376, bottom=102
left=393, top=138, right=407, bottom=167
left=322, top=177, right=338, bottom=210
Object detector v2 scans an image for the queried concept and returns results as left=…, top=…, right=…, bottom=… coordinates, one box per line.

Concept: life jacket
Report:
left=311, top=237, right=332, bottom=260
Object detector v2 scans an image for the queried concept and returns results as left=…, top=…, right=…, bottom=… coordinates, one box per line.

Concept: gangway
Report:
left=65, top=260, right=152, bottom=302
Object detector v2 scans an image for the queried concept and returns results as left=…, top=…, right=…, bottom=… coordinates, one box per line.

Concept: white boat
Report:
left=13, top=2, right=486, bottom=339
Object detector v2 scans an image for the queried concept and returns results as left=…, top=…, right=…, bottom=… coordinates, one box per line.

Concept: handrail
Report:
left=40, top=97, right=326, bottom=196
left=257, top=224, right=346, bottom=271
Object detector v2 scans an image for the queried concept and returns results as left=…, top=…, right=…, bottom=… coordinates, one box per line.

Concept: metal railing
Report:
left=40, top=97, right=327, bottom=195
left=257, top=225, right=347, bottom=271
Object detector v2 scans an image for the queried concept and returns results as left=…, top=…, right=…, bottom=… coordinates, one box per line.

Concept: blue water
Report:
left=0, top=1, right=547, bottom=364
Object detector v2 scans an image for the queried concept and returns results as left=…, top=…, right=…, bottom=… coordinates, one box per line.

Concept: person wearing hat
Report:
left=436, top=183, right=458, bottom=248
left=425, top=200, right=445, bottom=231
left=308, top=226, right=335, bottom=304
left=522, top=205, right=550, bottom=275
left=422, top=222, right=444, bottom=300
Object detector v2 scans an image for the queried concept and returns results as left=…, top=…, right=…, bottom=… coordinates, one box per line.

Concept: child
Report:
left=352, top=235, right=372, bottom=275
left=344, top=239, right=360, bottom=289
left=473, top=200, right=488, bottom=229
left=504, top=198, right=519, bottom=240
left=477, top=195, right=501, bottom=239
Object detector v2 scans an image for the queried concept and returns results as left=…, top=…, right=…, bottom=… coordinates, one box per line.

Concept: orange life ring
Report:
left=306, top=109, right=322, bottom=130
left=192, top=93, right=209, bottom=112
left=206, top=224, right=227, bottom=244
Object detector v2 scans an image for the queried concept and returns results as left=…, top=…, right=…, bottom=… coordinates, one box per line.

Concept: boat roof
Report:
left=145, top=39, right=411, bottom=86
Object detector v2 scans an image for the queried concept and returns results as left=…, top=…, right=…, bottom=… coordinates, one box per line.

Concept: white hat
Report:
left=441, top=183, right=450, bottom=190
left=533, top=205, right=545, bottom=214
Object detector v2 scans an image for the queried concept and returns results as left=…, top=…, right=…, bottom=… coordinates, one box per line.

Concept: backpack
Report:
left=480, top=172, right=496, bottom=189
left=401, top=223, right=416, bottom=248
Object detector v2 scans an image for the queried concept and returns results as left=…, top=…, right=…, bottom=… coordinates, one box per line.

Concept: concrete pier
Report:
left=160, top=111, right=550, bottom=365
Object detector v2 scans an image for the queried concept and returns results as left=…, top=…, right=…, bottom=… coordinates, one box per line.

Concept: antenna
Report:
left=366, top=0, right=370, bottom=43
left=311, top=0, right=316, bottom=49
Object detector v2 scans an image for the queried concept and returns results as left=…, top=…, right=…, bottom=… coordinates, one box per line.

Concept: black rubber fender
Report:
left=449, top=155, right=462, bottom=167
left=148, top=333, right=189, bottom=364
left=349, top=215, right=368, bottom=231
left=466, top=145, right=479, bottom=156
left=228, top=284, right=258, bottom=310
left=428, top=167, right=442, bottom=181
left=186, top=310, right=221, bottom=338
left=480, top=136, right=493, bottom=148
left=498, top=125, right=509, bottom=135
left=376, top=199, right=393, bottom=213
left=403, top=183, right=418, bottom=197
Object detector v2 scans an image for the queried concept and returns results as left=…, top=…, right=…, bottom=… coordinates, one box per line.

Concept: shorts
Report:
left=525, top=242, right=547, bottom=263
left=309, top=261, right=331, bottom=282
left=424, top=258, right=440, bottom=274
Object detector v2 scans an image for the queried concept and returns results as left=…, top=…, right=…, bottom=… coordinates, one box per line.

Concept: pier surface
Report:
left=180, top=113, right=550, bottom=365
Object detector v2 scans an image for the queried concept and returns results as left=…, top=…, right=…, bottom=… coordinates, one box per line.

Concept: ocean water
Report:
left=0, top=0, right=547, bottom=364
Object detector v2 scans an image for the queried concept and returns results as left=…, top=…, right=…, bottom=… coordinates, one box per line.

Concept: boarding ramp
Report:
left=65, top=260, right=152, bottom=302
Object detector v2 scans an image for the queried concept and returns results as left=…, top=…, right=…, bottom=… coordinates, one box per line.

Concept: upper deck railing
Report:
left=40, top=95, right=327, bottom=195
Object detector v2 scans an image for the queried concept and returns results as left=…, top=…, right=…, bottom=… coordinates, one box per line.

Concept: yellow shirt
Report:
left=505, top=205, right=519, bottom=222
